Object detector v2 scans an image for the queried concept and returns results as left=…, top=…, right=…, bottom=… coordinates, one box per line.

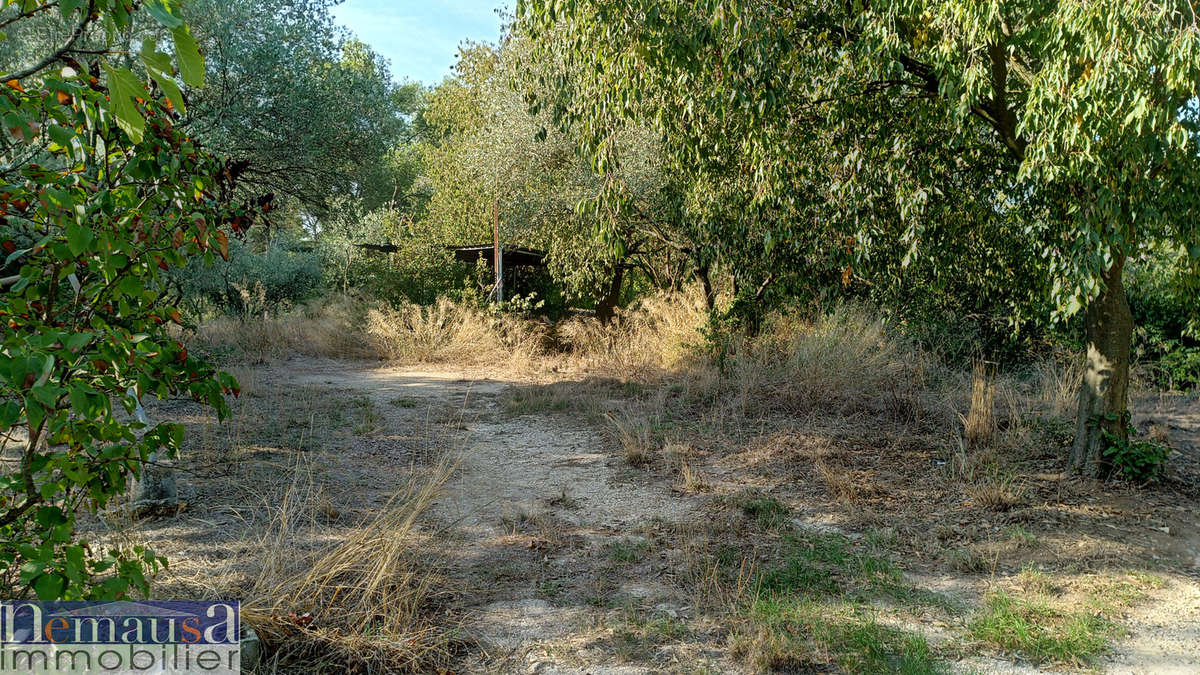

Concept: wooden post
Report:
left=493, top=198, right=503, bottom=303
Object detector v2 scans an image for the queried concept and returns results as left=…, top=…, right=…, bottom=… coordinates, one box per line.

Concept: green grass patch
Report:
left=610, top=607, right=691, bottom=661
left=504, top=387, right=571, bottom=415
left=608, top=538, right=650, bottom=564
left=966, top=591, right=1117, bottom=665
left=757, top=532, right=958, bottom=612
left=728, top=531, right=957, bottom=672
left=350, top=396, right=381, bottom=434
left=738, top=494, right=790, bottom=529
left=964, top=571, right=1161, bottom=665
left=733, top=599, right=945, bottom=673
left=389, top=395, right=420, bottom=408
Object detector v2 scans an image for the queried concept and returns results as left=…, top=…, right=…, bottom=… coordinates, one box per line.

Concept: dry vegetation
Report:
left=157, top=286, right=1199, bottom=672
left=104, top=365, right=468, bottom=673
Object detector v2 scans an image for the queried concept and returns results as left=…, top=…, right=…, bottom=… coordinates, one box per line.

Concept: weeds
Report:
left=725, top=527, right=955, bottom=671
left=607, top=408, right=656, bottom=467
left=609, top=538, right=650, bottom=564
left=738, top=493, right=790, bottom=530
left=242, top=457, right=458, bottom=672
left=1005, top=526, right=1040, bottom=548
left=966, top=591, right=1115, bottom=665
left=732, top=599, right=945, bottom=673
left=964, top=572, right=1158, bottom=666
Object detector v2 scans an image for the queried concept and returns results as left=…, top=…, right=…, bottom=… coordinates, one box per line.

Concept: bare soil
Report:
left=138, top=356, right=1200, bottom=673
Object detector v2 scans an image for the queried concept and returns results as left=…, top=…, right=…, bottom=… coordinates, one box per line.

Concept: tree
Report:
left=421, top=38, right=683, bottom=318
left=518, top=0, right=1200, bottom=475
left=178, top=0, right=419, bottom=217
left=1, top=0, right=241, bottom=599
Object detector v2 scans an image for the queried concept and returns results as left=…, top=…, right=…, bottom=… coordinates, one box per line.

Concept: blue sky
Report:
left=332, top=1, right=507, bottom=86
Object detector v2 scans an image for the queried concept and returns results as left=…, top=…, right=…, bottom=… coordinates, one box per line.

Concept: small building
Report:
left=446, top=244, right=550, bottom=303
left=354, top=241, right=561, bottom=310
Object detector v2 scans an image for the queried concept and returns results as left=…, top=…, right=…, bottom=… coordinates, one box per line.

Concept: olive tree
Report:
left=179, top=0, right=420, bottom=216
left=422, top=38, right=682, bottom=319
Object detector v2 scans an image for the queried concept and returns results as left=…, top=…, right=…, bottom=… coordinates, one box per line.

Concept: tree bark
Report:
left=128, top=393, right=179, bottom=518
left=596, top=264, right=626, bottom=324
left=1070, top=256, right=1133, bottom=478
left=696, top=263, right=715, bottom=312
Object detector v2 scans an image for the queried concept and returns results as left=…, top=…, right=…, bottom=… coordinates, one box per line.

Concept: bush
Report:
left=1127, top=251, right=1200, bottom=390
left=319, top=200, right=473, bottom=306
left=1103, top=424, right=1170, bottom=483
left=175, top=238, right=324, bottom=317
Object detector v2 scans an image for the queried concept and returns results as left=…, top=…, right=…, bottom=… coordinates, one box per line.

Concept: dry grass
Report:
left=964, top=361, right=997, bottom=448
left=814, top=457, right=881, bottom=503
left=364, top=298, right=548, bottom=369
left=189, top=294, right=381, bottom=364
left=132, top=366, right=463, bottom=673
left=241, top=456, right=458, bottom=673
left=606, top=407, right=656, bottom=467
left=722, top=305, right=930, bottom=422
left=191, top=284, right=709, bottom=382
left=159, top=454, right=460, bottom=673
left=556, top=287, right=708, bottom=378
left=1029, top=352, right=1082, bottom=418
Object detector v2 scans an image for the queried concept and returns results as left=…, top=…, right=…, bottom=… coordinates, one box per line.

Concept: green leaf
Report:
left=102, top=65, right=147, bottom=143
left=60, top=0, right=85, bottom=17
left=66, top=223, right=92, bottom=256
left=143, top=0, right=184, bottom=29
left=140, top=40, right=186, bottom=114
left=47, top=124, right=75, bottom=149
left=171, top=27, right=205, bottom=88
left=0, top=401, right=19, bottom=429
left=64, top=546, right=85, bottom=582
left=33, top=573, right=66, bottom=601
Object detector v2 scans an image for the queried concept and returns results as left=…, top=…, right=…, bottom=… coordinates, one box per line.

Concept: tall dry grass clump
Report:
left=557, top=285, right=708, bottom=379
left=1029, top=352, right=1082, bottom=418
left=238, top=456, right=458, bottom=673
left=189, top=294, right=381, bottom=363
left=963, top=361, right=997, bottom=448
left=365, top=298, right=546, bottom=369
left=726, top=305, right=931, bottom=422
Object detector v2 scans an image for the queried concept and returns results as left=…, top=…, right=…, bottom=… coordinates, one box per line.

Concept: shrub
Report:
left=1127, top=250, right=1200, bottom=390
left=1, top=6, right=237, bottom=600
left=175, top=237, right=324, bottom=317
left=1102, top=424, right=1170, bottom=483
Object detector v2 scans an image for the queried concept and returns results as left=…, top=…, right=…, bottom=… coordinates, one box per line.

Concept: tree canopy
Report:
left=517, top=0, right=1200, bottom=473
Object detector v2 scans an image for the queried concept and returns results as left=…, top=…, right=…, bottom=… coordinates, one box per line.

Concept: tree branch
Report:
left=4, top=2, right=95, bottom=82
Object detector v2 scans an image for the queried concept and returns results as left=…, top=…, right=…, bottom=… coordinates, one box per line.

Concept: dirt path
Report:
left=280, top=359, right=711, bottom=672
left=269, top=359, right=1200, bottom=674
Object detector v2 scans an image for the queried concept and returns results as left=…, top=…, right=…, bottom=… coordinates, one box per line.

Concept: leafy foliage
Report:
left=179, top=0, right=423, bottom=215
left=318, top=196, right=470, bottom=306
left=1102, top=424, right=1171, bottom=483
left=175, top=237, right=323, bottom=317
left=1127, top=250, right=1200, bottom=389
left=516, top=0, right=1200, bottom=469
left=1, top=0, right=239, bottom=599
left=422, top=38, right=685, bottom=315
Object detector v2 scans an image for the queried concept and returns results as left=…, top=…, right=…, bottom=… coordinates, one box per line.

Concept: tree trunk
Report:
left=696, top=263, right=715, bottom=312
left=1070, top=256, right=1133, bottom=478
left=596, top=264, right=626, bottom=324
left=128, top=392, right=179, bottom=517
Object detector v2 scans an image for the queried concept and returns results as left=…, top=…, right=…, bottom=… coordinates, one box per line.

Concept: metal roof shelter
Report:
left=351, top=243, right=546, bottom=267
left=447, top=244, right=546, bottom=268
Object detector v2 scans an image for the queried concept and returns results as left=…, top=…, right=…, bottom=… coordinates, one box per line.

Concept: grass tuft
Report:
left=738, top=493, right=791, bottom=530
left=966, top=591, right=1115, bottom=665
